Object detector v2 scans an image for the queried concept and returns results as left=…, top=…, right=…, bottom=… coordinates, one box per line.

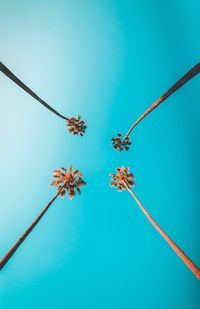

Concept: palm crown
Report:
left=51, top=165, right=86, bottom=199
left=66, top=115, right=87, bottom=136
left=111, top=133, right=131, bottom=152
left=110, top=167, right=135, bottom=191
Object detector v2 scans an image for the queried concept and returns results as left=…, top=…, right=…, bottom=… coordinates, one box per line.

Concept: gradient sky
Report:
left=0, top=0, right=200, bottom=308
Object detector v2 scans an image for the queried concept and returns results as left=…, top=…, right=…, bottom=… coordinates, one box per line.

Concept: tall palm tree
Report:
left=0, top=165, right=86, bottom=271
left=0, top=61, right=86, bottom=136
left=112, top=62, right=200, bottom=151
left=110, top=167, right=200, bottom=280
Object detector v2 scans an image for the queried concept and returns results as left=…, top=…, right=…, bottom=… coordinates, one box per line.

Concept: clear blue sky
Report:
left=0, top=0, right=199, bottom=308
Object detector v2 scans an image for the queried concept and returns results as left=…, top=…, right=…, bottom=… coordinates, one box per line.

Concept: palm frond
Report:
left=51, top=165, right=86, bottom=199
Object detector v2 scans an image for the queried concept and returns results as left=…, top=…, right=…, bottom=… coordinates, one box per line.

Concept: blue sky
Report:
left=0, top=0, right=199, bottom=308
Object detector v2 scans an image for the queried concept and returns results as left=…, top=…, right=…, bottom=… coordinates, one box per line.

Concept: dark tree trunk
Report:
left=0, top=61, right=68, bottom=120
left=124, top=183, right=200, bottom=280
left=124, top=62, right=200, bottom=140
left=0, top=189, right=62, bottom=271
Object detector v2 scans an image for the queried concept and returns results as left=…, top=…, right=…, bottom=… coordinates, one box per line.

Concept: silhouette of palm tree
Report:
left=0, top=61, right=86, bottom=136
left=110, top=166, right=200, bottom=280
left=0, top=165, right=86, bottom=271
left=112, top=62, right=200, bottom=151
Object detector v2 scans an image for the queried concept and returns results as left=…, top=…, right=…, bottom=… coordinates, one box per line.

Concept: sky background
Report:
left=0, top=0, right=200, bottom=308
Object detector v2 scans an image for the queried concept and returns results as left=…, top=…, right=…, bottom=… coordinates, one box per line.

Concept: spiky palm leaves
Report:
left=111, top=134, right=131, bottom=152
left=51, top=166, right=86, bottom=199
left=0, top=165, right=86, bottom=271
left=0, top=61, right=86, bottom=136
left=109, top=167, right=200, bottom=280
left=66, top=116, right=87, bottom=136
left=112, top=62, right=200, bottom=151
left=110, top=167, right=135, bottom=191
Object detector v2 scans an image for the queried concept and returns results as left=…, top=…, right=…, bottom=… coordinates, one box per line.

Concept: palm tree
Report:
left=112, top=62, right=200, bottom=151
left=0, top=165, right=86, bottom=271
left=0, top=61, right=86, bottom=136
left=110, top=167, right=200, bottom=280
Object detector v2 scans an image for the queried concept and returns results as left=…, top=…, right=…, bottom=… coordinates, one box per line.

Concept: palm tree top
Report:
left=111, top=133, right=131, bottom=152
left=66, top=115, right=87, bottom=136
left=110, top=166, right=135, bottom=191
left=51, top=165, right=86, bottom=199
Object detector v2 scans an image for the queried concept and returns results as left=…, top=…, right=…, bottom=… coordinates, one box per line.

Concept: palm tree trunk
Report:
left=0, top=61, right=69, bottom=121
left=124, top=182, right=200, bottom=280
left=123, top=62, right=200, bottom=141
left=0, top=187, right=63, bottom=271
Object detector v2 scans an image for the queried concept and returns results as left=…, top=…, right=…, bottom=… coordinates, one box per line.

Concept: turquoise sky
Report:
left=0, top=0, right=199, bottom=308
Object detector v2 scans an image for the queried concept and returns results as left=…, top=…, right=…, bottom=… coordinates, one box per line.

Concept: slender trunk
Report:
left=124, top=182, right=200, bottom=280
left=0, top=187, right=63, bottom=271
left=0, top=61, right=69, bottom=121
left=123, top=62, right=200, bottom=141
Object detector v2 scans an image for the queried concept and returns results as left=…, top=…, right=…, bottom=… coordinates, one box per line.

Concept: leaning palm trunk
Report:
left=124, top=182, right=200, bottom=280
left=123, top=62, right=200, bottom=141
left=0, top=187, right=63, bottom=271
left=0, top=61, right=68, bottom=120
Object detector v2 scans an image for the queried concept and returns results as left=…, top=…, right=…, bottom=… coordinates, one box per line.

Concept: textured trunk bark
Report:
left=123, top=62, right=200, bottom=140
left=0, top=188, right=63, bottom=271
left=124, top=183, right=200, bottom=280
left=0, top=61, right=68, bottom=120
